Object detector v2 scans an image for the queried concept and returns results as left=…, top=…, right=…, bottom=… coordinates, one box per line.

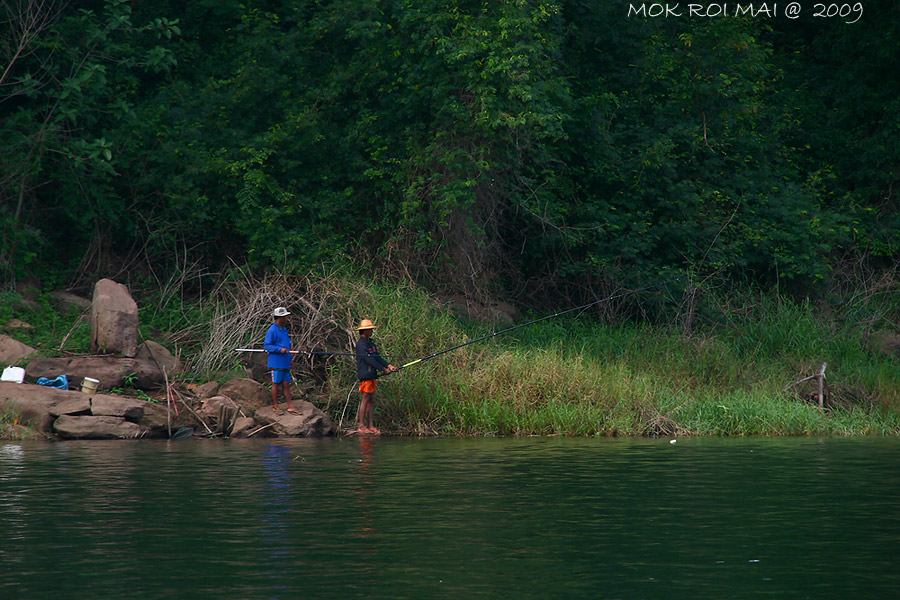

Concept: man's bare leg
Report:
left=272, top=382, right=282, bottom=412
left=283, top=382, right=298, bottom=412
left=358, top=392, right=372, bottom=433
left=366, top=394, right=380, bottom=434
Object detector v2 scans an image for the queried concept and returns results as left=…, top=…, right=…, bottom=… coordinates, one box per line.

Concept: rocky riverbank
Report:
left=0, top=378, right=334, bottom=440
left=1, top=277, right=334, bottom=440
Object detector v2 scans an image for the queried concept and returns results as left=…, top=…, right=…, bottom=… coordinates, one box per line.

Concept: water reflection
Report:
left=261, top=444, right=295, bottom=598
left=347, top=435, right=379, bottom=594
left=0, top=437, right=898, bottom=599
left=0, top=444, right=26, bottom=567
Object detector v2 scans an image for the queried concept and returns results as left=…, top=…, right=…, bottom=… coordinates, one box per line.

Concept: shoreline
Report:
left=3, top=278, right=899, bottom=440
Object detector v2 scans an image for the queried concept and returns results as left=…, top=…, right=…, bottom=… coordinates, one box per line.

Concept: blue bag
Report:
left=36, top=374, right=69, bottom=390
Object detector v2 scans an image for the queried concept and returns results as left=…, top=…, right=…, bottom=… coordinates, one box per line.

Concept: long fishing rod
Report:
left=233, top=349, right=423, bottom=359
left=383, top=285, right=658, bottom=376
left=235, top=284, right=658, bottom=373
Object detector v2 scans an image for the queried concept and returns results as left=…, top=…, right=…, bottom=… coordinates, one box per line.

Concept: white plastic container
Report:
left=81, top=377, right=100, bottom=394
left=1, top=366, right=25, bottom=384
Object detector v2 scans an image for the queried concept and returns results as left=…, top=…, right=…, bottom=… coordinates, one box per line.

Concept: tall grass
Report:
left=366, top=290, right=900, bottom=436
left=7, top=270, right=896, bottom=437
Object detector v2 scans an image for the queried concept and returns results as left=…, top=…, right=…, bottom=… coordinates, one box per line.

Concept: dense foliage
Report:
left=2, top=0, right=897, bottom=306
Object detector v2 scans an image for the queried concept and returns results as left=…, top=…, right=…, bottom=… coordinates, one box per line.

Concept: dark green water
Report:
left=1, top=437, right=898, bottom=599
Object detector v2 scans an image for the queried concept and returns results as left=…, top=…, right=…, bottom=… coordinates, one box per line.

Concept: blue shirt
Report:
left=264, top=322, right=292, bottom=369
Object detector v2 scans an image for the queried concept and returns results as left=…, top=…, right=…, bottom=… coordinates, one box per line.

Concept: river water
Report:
left=1, top=436, right=898, bottom=599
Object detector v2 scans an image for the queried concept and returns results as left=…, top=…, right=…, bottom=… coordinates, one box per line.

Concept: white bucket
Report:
left=1, top=366, right=25, bottom=384
left=81, top=377, right=100, bottom=394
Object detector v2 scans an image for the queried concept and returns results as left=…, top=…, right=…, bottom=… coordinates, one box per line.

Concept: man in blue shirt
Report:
left=264, top=307, right=299, bottom=414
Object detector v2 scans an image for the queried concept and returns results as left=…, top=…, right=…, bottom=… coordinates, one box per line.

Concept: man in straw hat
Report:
left=355, top=319, right=397, bottom=434
left=264, top=307, right=299, bottom=414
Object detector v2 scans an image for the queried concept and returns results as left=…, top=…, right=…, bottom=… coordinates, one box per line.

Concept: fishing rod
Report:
left=382, top=284, right=658, bottom=376
left=233, top=349, right=423, bottom=359
left=235, top=283, right=658, bottom=374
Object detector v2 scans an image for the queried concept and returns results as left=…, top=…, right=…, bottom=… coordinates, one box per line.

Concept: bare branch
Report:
left=0, top=0, right=64, bottom=89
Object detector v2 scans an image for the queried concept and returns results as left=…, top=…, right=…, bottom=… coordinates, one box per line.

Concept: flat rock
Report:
left=26, top=355, right=165, bottom=390
left=50, top=397, right=92, bottom=416
left=23, top=357, right=70, bottom=379
left=91, top=396, right=145, bottom=421
left=1, top=381, right=174, bottom=438
left=53, top=415, right=146, bottom=439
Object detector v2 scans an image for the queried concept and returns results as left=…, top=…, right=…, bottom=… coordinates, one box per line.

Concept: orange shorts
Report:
left=359, top=379, right=377, bottom=394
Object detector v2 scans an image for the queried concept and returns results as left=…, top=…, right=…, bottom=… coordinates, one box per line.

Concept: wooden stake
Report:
left=817, top=362, right=827, bottom=408
left=247, top=422, right=276, bottom=438
left=164, top=367, right=172, bottom=439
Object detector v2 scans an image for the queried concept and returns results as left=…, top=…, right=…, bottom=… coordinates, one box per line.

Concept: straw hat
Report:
left=272, top=307, right=291, bottom=317
left=356, top=319, right=376, bottom=331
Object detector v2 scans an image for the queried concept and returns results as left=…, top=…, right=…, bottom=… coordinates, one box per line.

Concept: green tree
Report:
left=0, top=0, right=178, bottom=286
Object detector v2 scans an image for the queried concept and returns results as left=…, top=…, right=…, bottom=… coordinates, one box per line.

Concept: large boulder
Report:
left=219, top=377, right=270, bottom=411
left=0, top=335, right=36, bottom=365
left=91, top=278, right=139, bottom=357
left=26, top=355, right=165, bottom=390
left=254, top=402, right=335, bottom=437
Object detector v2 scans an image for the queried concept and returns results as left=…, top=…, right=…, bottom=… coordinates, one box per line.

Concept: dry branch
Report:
left=783, top=362, right=828, bottom=407
left=186, top=269, right=356, bottom=376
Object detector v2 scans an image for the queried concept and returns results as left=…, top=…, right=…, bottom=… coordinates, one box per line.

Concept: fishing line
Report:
left=382, top=284, right=659, bottom=376
left=234, top=349, right=423, bottom=359
left=236, top=283, right=660, bottom=376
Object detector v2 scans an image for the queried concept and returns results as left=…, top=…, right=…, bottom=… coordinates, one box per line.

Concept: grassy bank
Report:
left=2, top=275, right=899, bottom=437
left=300, top=280, right=899, bottom=436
